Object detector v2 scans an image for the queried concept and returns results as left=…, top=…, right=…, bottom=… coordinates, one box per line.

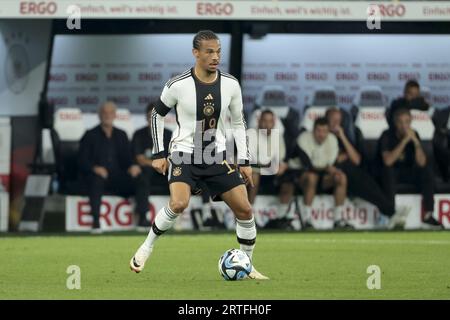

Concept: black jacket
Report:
left=78, top=125, right=132, bottom=175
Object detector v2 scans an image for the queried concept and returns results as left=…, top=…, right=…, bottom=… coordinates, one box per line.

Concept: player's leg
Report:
left=220, top=184, right=269, bottom=280
left=149, top=181, right=190, bottom=241
left=134, top=168, right=152, bottom=228
left=278, top=181, right=295, bottom=218
left=322, top=170, right=349, bottom=228
left=414, top=165, right=442, bottom=228
left=130, top=182, right=191, bottom=273
left=221, top=184, right=254, bottom=255
left=247, top=170, right=260, bottom=204
left=88, top=175, right=106, bottom=232
left=299, top=171, right=318, bottom=225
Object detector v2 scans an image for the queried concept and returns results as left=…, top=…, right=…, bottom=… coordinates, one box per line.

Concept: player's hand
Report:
left=334, top=126, right=345, bottom=139
left=240, top=166, right=254, bottom=188
left=93, top=166, right=108, bottom=179
left=403, top=130, right=414, bottom=143
left=277, top=162, right=288, bottom=176
left=128, top=165, right=142, bottom=178
left=326, top=166, right=338, bottom=175
left=408, top=129, right=419, bottom=144
left=152, top=158, right=169, bottom=175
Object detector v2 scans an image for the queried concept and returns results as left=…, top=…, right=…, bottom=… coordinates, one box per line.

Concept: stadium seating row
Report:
left=43, top=85, right=450, bottom=195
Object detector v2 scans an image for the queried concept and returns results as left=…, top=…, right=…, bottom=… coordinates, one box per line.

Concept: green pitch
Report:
left=0, top=231, right=449, bottom=299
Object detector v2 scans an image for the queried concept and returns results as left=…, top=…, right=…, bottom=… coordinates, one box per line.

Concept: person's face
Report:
left=327, top=111, right=342, bottom=133
left=404, top=86, right=420, bottom=101
left=193, top=39, right=221, bottom=73
left=313, top=124, right=329, bottom=144
left=99, top=103, right=116, bottom=127
left=258, top=113, right=275, bottom=134
left=395, top=113, right=412, bottom=137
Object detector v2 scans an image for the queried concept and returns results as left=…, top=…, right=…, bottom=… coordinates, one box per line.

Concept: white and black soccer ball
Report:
left=218, top=249, right=252, bottom=281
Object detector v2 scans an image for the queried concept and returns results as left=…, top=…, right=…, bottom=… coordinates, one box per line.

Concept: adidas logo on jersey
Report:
left=204, top=94, right=214, bottom=100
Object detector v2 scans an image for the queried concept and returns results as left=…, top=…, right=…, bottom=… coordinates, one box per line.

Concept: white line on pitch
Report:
left=277, top=238, right=450, bottom=245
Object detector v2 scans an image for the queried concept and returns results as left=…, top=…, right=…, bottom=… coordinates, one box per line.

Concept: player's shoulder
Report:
left=299, top=130, right=313, bottom=140
left=220, top=71, right=240, bottom=85
left=165, top=69, right=192, bottom=89
left=298, top=130, right=312, bottom=145
left=327, top=133, right=339, bottom=145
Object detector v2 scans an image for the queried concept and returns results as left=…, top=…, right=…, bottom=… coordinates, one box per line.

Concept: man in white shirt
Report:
left=298, top=117, right=351, bottom=229
left=247, top=110, right=291, bottom=222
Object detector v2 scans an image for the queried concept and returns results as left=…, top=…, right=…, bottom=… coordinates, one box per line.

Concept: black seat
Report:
left=52, top=130, right=82, bottom=194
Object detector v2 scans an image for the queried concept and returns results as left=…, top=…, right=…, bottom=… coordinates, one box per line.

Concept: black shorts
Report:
left=299, top=169, right=334, bottom=194
left=167, top=152, right=245, bottom=199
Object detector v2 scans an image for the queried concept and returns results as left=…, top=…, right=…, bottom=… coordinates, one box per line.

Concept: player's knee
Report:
left=239, top=203, right=253, bottom=220
left=305, top=172, right=318, bottom=187
left=335, top=172, right=347, bottom=186
left=169, top=198, right=189, bottom=213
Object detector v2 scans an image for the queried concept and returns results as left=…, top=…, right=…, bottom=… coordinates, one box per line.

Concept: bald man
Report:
left=78, top=102, right=141, bottom=233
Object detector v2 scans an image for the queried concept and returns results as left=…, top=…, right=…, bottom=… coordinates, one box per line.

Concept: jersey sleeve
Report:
left=152, top=83, right=177, bottom=159
left=228, top=81, right=250, bottom=166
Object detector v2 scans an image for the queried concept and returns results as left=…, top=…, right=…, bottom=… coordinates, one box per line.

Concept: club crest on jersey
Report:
left=203, top=103, right=215, bottom=116
left=172, top=167, right=182, bottom=177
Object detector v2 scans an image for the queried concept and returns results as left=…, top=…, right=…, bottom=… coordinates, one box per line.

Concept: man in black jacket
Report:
left=78, top=102, right=141, bottom=233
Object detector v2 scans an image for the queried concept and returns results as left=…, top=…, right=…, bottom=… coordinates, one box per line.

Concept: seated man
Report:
left=432, top=107, right=450, bottom=182
left=387, top=80, right=429, bottom=128
left=326, top=107, right=411, bottom=228
left=247, top=110, right=291, bottom=226
left=132, top=103, right=172, bottom=230
left=379, top=108, right=442, bottom=229
left=78, top=102, right=141, bottom=233
left=297, top=117, right=350, bottom=229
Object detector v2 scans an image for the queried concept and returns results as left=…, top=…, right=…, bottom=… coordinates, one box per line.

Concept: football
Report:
left=218, top=249, right=252, bottom=281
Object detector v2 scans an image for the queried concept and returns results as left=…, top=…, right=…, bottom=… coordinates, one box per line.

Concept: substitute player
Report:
left=130, top=30, right=269, bottom=280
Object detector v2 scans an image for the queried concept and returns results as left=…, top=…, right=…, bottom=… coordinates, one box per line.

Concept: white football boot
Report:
left=129, top=245, right=153, bottom=273
left=248, top=266, right=269, bottom=280
left=388, top=205, right=411, bottom=230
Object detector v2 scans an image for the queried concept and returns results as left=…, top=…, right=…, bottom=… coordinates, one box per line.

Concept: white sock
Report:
left=334, top=205, right=344, bottom=222
left=142, top=206, right=179, bottom=250
left=304, top=205, right=312, bottom=222
left=236, top=216, right=257, bottom=261
left=277, top=203, right=289, bottom=219
left=202, top=202, right=212, bottom=220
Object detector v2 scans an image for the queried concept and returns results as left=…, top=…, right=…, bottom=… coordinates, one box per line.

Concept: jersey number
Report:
left=202, top=118, right=216, bottom=131
left=222, top=160, right=235, bottom=175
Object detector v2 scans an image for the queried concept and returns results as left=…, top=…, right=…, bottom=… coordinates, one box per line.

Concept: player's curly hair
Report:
left=193, top=30, right=219, bottom=50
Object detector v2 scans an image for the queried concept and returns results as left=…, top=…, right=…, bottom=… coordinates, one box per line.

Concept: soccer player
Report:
left=129, top=30, right=269, bottom=280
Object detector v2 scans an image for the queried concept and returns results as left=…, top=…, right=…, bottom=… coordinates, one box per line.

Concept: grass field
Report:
left=0, top=231, right=449, bottom=299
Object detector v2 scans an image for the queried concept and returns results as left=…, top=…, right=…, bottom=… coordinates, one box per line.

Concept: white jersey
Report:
left=151, top=68, right=249, bottom=163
